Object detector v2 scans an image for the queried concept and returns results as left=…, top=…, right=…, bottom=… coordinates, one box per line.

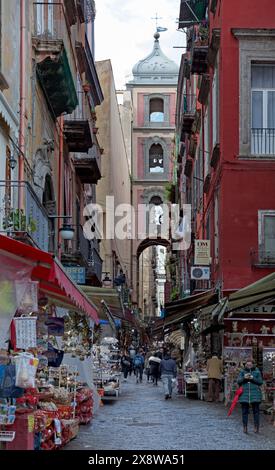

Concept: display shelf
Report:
left=225, top=318, right=275, bottom=321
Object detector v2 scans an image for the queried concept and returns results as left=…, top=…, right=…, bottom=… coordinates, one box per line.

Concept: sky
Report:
left=94, top=0, right=185, bottom=89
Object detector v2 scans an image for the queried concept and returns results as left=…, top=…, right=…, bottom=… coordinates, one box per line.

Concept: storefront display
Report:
left=92, top=340, right=121, bottom=401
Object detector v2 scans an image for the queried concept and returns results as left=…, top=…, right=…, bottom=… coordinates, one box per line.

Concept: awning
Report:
left=164, top=291, right=219, bottom=328
left=227, top=272, right=275, bottom=312
left=166, top=329, right=184, bottom=347
left=0, top=235, right=98, bottom=322
left=80, top=286, right=125, bottom=321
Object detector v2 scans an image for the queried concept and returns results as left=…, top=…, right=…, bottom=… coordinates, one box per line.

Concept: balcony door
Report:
left=251, top=64, right=275, bottom=155
left=36, top=0, right=54, bottom=37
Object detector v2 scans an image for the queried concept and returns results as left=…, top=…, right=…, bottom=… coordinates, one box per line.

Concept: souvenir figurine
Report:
left=232, top=321, right=238, bottom=332
left=272, top=326, right=275, bottom=335
left=242, top=327, right=248, bottom=334
left=260, top=325, right=270, bottom=335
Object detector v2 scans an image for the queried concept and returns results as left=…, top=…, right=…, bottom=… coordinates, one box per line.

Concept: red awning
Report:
left=0, top=235, right=99, bottom=322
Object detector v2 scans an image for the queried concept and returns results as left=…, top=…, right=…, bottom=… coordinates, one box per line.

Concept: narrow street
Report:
left=66, top=376, right=275, bottom=451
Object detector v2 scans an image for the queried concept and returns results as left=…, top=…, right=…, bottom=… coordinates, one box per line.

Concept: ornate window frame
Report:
left=144, top=93, right=170, bottom=127
left=232, top=29, right=275, bottom=159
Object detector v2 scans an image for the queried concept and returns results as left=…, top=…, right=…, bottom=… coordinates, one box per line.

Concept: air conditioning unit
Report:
left=191, top=266, right=210, bottom=280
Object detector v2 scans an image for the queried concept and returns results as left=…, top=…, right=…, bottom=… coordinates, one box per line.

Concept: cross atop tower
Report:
left=151, top=12, right=163, bottom=30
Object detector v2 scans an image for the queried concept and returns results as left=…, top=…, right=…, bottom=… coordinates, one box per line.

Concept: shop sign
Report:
left=14, top=316, right=37, bottom=350
left=236, top=305, right=275, bottom=313
left=194, top=240, right=211, bottom=265
left=64, top=266, right=86, bottom=285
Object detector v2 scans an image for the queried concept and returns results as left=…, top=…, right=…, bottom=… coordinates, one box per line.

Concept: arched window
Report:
left=149, top=196, right=163, bottom=226
left=150, top=98, right=164, bottom=122
left=149, top=144, right=164, bottom=173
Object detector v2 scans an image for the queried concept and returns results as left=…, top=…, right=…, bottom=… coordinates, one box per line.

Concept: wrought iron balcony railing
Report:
left=0, top=181, right=49, bottom=251
left=251, top=129, right=275, bottom=156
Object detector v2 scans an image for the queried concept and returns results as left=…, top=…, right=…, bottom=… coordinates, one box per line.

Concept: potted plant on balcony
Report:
left=3, top=209, right=37, bottom=235
left=198, top=24, right=209, bottom=45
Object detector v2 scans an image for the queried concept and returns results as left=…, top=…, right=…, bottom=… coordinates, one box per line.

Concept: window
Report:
left=149, top=98, right=164, bottom=122
left=258, top=210, right=275, bottom=262
left=35, top=0, right=54, bottom=36
left=251, top=64, right=275, bottom=155
left=149, top=144, right=164, bottom=173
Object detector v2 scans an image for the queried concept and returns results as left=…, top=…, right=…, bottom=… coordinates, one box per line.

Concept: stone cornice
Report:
left=232, top=28, right=275, bottom=39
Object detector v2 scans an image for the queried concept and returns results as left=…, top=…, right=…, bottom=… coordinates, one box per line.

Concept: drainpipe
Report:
left=19, top=0, right=26, bottom=209
left=57, top=116, right=64, bottom=259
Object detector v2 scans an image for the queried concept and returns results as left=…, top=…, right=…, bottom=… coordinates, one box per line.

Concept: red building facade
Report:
left=176, top=0, right=275, bottom=296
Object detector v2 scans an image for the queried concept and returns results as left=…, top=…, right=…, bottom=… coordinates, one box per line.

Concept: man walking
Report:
left=207, top=354, right=223, bottom=402
left=160, top=351, right=177, bottom=399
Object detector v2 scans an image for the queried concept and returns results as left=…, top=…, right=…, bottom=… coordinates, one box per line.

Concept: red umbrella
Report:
left=227, top=387, right=244, bottom=416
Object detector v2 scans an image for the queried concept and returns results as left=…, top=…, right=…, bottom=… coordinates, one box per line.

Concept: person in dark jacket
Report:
left=121, top=352, right=131, bottom=381
left=160, top=351, right=177, bottom=399
left=237, top=358, right=263, bottom=433
left=149, top=353, right=161, bottom=386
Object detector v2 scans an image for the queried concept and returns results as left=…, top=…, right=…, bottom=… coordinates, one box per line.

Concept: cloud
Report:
left=95, top=0, right=185, bottom=89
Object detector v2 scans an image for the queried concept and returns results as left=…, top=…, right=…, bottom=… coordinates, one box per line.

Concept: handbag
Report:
left=44, top=343, right=64, bottom=367
left=0, top=364, right=24, bottom=398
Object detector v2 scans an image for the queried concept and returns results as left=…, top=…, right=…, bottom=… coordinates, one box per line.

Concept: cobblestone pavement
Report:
left=66, top=375, right=275, bottom=450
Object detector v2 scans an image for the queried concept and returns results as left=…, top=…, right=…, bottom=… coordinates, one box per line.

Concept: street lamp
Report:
left=48, top=215, right=74, bottom=240
left=8, top=142, right=18, bottom=170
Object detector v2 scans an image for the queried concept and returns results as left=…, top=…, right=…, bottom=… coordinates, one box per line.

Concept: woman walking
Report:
left=237, top=358, right=263, bottom=433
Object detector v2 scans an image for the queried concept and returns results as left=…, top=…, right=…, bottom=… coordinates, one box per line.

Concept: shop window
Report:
left=251, top=64, right=275, bottom=155
left=150, top=98, right=164, bottom=122
left=149, top=144, right=164, bottom=173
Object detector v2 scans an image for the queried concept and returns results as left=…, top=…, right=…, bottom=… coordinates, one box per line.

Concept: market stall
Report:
left=0, top=236, right=100, bottom=450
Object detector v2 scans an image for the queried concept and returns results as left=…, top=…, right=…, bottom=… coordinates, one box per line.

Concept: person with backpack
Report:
left=133, top=350, right=145, bottom=383
left=121, top=351, right=131, bottom=381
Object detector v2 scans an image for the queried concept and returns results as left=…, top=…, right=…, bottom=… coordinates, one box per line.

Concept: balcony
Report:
left=210, top=143, right=220, bottom=169
left=87, top=245, right=103, bottom=287
left=64, top=91, right=93, bottom=153
left=203, top=173, right=211, bottom=194
left=198, top=74, right=210, bottom=104
left=179, top=0, right=208, bottom=28
left=191, top=43, right=208, bottom=74
left=251, top=250, right=275, bottom=268
left=73, top=143, right=101, bottom=184
left=84, top=35, right=104, bottom=106
left=191, top=109, right=201, bottom=134
left=184, top=158, right=193, bottom=178
left=251, top=129, right=275, bottom=156
left=0, top=181, right=49, bottom=251
left=188, top=136, right=197, bottom=159
left=180, top=94, right=196, bottom=139
left=33, top=2, right=78, bottom=118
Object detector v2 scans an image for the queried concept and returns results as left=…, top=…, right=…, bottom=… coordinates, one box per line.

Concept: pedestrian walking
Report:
left=133, top=350, right=144, bottom=383
left=160, top=351, right=177, bottom=399
left=207, top=355, right=223, bottom=402
left=144, top=352, right=151, bottom=382
left=237, top=358, right=263, bottom=434
left=149, top=353, right=161, bottom=386
left=121, top=352, right=131, bottom=381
